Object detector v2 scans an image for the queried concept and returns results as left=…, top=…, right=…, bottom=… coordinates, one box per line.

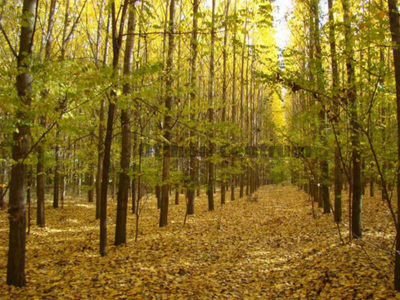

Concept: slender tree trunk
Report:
left=342, top=0, right=362, bottom=238
left=96, top=99, right=105, bottom=219
left=387, top=0, right=400, bottom=290
left=160, top=0, right=176, bottom=227
left=88, top=170, right=94, bottom=203
left=221, top=0, right=230, bottom=206
left=187, top=0, right=199, bottom=215
left=311, top=0, right=330, bottom=214
left=137, top=138, right=143, bottom=211
left=53, top=0, right=71, bottom=209
left=27, top=166, right=32, bottom=235
left=100, top=98, right=115, bottom=256
left=60, top=149, right=66, bottom=208
left=239, top=13, right=247, bottom=200
left=99, top=0, right=129, bottom=256
left=207, top=0, right=216, bottom=212
left=245, top=46, right=251, bottom=197
left=370, top=169, right=374, bottom=197
left=36, top=0, right=56, bottom=226
left=111, top=161, right=116, bottom=200
left=115, top=1, right=135, bottom=245
left=96, top=11, right=110, bottom=220
left=131, top=176, right=136, bottom=213
left=328, top=0, right=342, bottom=222
left=7, top=0, right=37, bottom=287
left=231, top=0, right=238, bottom=201
left=36, top=124, right=45, bottom=226
left=0, top=149, right=6, bottom=209
left=131, top=135, right=137, bottom=214
left=53, top=129, right=60, bottom=209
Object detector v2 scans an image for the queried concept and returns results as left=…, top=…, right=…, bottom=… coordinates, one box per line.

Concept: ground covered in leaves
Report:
left=0, top=185, right=399, bottom=299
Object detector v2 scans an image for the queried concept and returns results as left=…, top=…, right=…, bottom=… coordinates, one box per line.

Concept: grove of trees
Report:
left=2, top=0, right=400, bottom=295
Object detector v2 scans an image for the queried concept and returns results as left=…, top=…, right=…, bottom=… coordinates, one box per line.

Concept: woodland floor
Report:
left=0, top=185, right=399, bottom=299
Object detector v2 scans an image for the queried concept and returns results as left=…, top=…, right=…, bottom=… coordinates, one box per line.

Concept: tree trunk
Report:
left=53, top=129, right=60, bottom=209
left=96, top=99, right=105, bottom=219
left=387, top=0, right=400, bottom=290
left=221, top=0, right=229, bottom=206
left=231, top=0, right=237, bottom=202
left=7, top=0, right=37, bottom=287
left=207, top=0, right=216, bottom=212
left=53, top=0, right=71, bottom=210
left=88, top=170, right=94, bottom=203
left=131, top=177, right=136, bottom=213
left=160, top=0, right=175, bottom=227
left=370, top=171, right=374, bottom=197
left=115, top=1, right=135, bottom=245
left=0, top=149, right=6, bottom=209
left=36, top=124, right=45, bottom=226
left=36, top=0, right=56, bottom=226
left=99, top=0, right=129, bottom=256
left=342, top=0, right=362, bottom=239
left=310, top=0, right=330, bottom=214
left=187, top=0, right=199, bottom=216
left=60, top=150, right=66, bottom=209
left=96, top=11, right=110, bottom=220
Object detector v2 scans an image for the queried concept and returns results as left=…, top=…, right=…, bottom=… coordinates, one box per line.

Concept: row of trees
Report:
left=0, top=0, right=283, bottom=287
left=4, top=0, right=400, bottom=292
left=281, top=0, right=400, bottom=290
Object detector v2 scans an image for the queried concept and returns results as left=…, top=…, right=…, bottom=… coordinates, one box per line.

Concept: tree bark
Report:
left=7, top=0, right=37, bottom=287
left=207, top=0, right=216, bottom=212
left=328, top=0, right=342, bottom=222
left=36, top=122, right=45, bottom=226
left=311, top=0, right=330, bottom=214
left=115, top=1, right=135, bottom=246
left=99, top=0, right=129, bottom=256
left=342, top=0, right=362, bottom=239
left=53, top=128, right=60, bottom=209
left=230, top=0, right=238, bottom=201
left=160, top=0, right=176, bottom=227
left=96, top=98, right=105, bottom=219
left=0, top=148, right=6, bottom=209
left=387, top=0, right=400, bottom=290
left=88, top=170, right=94, bottom=203
left=96, top=11, right=110, bottom=220
left=187, top=0, right=199, bottom=216
left=221, top=0, right=230, bottom=206
left=36, top=0, right=57, bottom=226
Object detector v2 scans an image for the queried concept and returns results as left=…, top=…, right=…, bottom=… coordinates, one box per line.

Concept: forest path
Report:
left=0, top=184, right=397, bottom=299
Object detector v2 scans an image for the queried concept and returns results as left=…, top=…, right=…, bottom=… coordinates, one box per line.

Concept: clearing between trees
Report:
left=0, top=185, right=397, bottom=299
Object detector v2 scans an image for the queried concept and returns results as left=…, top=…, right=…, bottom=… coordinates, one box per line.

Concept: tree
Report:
left=220, top=0, right=231, bottom=206
left=100, top=0, right=129, bottom=256
left=115, top=0, right=135, bottom=246
left=387, top=0, right=400, bottom=290
left=7, top=0, right=38, bottom=287
left=342, top=0, right=362, bottom=239
left=327, top=0, right=342, bottom=223
left=160, top=0, right=176, bottom=227
left=95, top=1, right=109, bottom=220
left=36, top=0, right=57, bottom=227
left=310, top=0, right=330, bottom=214
left=187, top=0, right=199, bottom=215
left=207, top=0, right=216, bottom=212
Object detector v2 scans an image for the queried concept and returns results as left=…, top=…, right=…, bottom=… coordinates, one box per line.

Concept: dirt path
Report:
left=0, top=185, right=397, bottom=299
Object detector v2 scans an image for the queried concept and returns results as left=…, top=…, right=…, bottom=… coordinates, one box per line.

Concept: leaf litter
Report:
left=0, top=185, right=399, bottom=299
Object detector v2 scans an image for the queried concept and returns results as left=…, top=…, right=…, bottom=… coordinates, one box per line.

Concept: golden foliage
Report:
left=0, top=186, right=398, bottom=298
